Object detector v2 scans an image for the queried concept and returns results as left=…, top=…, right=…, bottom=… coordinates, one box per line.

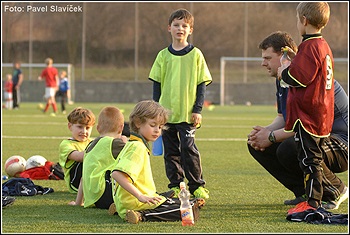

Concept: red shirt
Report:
left=40, top=66, right=58, bottom=87
left=285, top=36, right=334, bottom=137
left=5, top=80, right=13, bottom=93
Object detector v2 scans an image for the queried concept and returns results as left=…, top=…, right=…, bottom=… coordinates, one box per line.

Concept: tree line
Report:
left=2, top=1, right=348, bottom=69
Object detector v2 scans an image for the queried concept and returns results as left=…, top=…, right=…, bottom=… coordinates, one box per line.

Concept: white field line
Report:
left=2, top=114, right=65, bottom=118
left=204, top=117, right=272, bottom=121
left=2, top=122, right=252, bottom=129
left=2, top=135, right=247, bottom=141
left=2, top=115, right=272, bottom=121
left=2, top=135, right=65, bottom=139
left=2, top=117, right=257, bottom=141
left=2, top=122, right=65, bottom=125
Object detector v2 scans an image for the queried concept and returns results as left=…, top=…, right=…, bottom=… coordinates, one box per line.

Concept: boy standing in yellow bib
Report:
left=149, top=8, right=212, bottom=199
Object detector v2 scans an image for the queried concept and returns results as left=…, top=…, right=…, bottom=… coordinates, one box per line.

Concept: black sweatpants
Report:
left=12, top=86, right=20, bottom=108
left=162, top=122, right=205, bottom=194
left=55, top=90, right=68, bottom=112
left=295, top=123, right=347, bottom=203
left=248, top=137, right=305, bottom=198
left=248, top=130, right=347, bottom=201
left=139, top=197, right=199, bottom=222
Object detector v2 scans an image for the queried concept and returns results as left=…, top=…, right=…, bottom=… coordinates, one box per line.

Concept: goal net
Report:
left=220, top=57, right=348, bottom=106
left=220, top=57, right=264, bottom=106
left=2, top=63, right=75, bottom=102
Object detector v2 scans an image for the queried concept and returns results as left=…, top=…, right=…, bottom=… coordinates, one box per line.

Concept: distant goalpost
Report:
left=2, top=63, right=75, bottom=102
left=220, top=57, right=348, bottom=106
left=220, top=57, right=261, bottom=106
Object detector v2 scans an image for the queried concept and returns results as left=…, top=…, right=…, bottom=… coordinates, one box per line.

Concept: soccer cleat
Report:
left=193, top=186, right=209, bottom=200
left=170, top=187, right=181, bottom=198
left=287, top=201, right=316, bottom=215
left=42, top=187, right=55, bottom=195
left=2, top=196, right=16, bottom=208
left=194, top=198, right=206, bottom=208
left=125, top=210, right=142, bottom=224
left=284, top=194, right=307, bottom=205
left=108, top=203, right=117, bottom=215
left=323, top=186, right=348, bottom=210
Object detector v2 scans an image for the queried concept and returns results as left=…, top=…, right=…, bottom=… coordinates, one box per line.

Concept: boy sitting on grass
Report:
left=58, top=107, right=95, bottom=204
left=79, top=106, right=127, bottom=209
left=109, top=100, right=205, bottom=223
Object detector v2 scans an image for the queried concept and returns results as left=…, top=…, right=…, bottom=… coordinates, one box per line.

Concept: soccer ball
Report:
left=26, top=155, right=47, bottom=170
left=208, top=104, right=215, bottom=111
left=37, top=103, right=44, bottom=110
left=5, top=155, right=27, bottom=177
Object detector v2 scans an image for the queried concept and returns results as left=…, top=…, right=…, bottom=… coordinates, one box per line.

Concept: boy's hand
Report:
left=281, top=46, right=297, bottom=60
left=121, top=135, right=128, bottom=143
left=138, top=194, right=163, bottom=205
left=191, top=113, right=202, bottom=128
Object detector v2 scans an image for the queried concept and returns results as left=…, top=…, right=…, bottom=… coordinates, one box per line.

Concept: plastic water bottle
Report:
left=179, top=182, right=194, bottom=226
left=280, top=47, right=291, bottom=67
left=279, top=47, right=291, bottom=88
left=152, top=135, right=163, bottom=156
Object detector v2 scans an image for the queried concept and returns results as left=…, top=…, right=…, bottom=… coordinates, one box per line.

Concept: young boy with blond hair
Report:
left=277, top=2, right=347, bottom=214
left=109, top=100, right=205, bottom=224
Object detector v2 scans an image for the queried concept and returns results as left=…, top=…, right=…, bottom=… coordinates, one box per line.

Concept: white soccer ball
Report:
left=37, top=103, right=44, bottom=110
left=26, top=155, right=47, bottom=170
left=5, top=155, right=27, bottom=177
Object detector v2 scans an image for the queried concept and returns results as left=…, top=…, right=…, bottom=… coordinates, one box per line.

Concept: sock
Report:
left=44, top=103, right=50, bottom=112
left=52, top=103, right=58, bottom=113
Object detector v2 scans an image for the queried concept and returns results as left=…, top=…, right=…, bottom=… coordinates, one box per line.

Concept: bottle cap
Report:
left=180, top=182, right=186, bottom=189
left=282, top=47, right=288, bottom=53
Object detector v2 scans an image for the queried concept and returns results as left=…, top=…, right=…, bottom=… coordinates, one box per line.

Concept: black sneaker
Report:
left=43, top=187, right=55, bottom=195
left=284, top=195, right=307, bottom=205
left=2, top=196, right=16, bottom=208
left=158, top=190, right=175, bottom=198
left=323, top=186, right=348, bottom=210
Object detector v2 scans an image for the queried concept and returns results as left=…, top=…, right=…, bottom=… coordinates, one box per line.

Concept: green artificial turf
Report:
left=1, top=102, right=348, bottom=233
